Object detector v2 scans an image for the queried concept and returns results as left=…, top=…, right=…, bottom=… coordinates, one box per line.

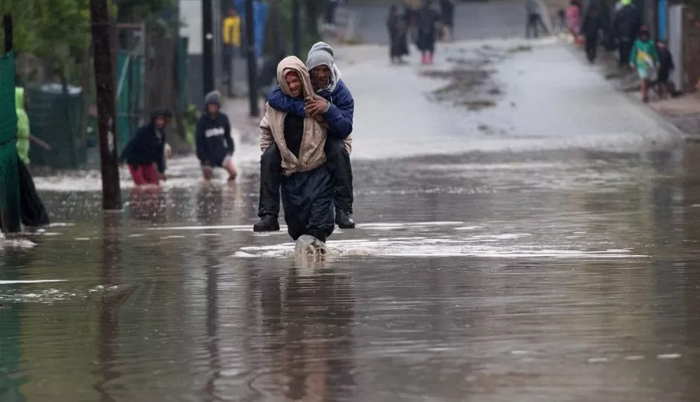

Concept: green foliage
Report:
left=0, top=0, right=90, bottom=74
left=0, top=0, right=172, bottom=85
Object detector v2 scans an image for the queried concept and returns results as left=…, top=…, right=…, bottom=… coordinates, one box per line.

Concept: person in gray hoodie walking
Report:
left=526, top=0, right=549, bottom=38
left=255, top=42, right=355, bottom=232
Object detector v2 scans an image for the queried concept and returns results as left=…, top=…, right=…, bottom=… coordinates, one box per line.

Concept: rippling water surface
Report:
left=3, top=144, right=700, bottom=401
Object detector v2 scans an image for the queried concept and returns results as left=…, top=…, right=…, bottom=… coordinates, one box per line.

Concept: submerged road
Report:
left=3, top=3, right=700, bottom=402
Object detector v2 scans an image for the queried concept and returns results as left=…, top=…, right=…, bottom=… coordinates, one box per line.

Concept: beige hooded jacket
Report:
left=260, top=56, right=351, bottom=176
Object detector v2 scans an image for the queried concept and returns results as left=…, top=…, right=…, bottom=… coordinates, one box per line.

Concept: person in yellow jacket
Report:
left=15, top=87, right=30, bottom=165
left=223, top=8, right=241, bottom=82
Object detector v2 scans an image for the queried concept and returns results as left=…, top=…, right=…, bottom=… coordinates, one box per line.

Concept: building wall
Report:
left=179, top=0, right=224, bottom=106
left=669, top=5, right=683, bottom=91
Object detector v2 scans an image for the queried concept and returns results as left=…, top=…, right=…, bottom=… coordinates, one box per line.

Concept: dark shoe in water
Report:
left=254, top=214, right=280, bottom=232
left=336, top=210, right=356, bottom=229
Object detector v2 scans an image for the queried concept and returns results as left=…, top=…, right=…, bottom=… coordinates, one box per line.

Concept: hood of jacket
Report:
left=277, top=56, right=315, bottom=101
left=306, top=42, right=342, bottom=93
left=263, top=56, right=328, bottom=175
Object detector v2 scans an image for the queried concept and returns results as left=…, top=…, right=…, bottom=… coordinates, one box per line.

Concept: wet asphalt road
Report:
left=2, top=4, right=700, bottom=402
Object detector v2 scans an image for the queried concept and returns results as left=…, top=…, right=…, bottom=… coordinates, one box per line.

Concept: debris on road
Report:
left=421, top=56, right=500, bottom=111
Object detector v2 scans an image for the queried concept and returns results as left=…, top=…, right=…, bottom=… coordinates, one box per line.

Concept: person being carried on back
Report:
left=254, top=41, right=355, bottom=232
left=196, top=90, right=237, bottom=182
left=119, top=108, right=170, bottom=186
left=259, top=56, right=337, bottom=243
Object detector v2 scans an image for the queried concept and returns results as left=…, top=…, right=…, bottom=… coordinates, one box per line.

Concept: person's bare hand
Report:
left=305, top=98, right=329, bottom=117
left=159, top=173, right=167, bottom=182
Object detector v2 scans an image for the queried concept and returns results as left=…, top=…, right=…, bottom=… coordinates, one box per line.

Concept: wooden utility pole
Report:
left=245, top=0, right=259, bottom=117
left=90, top=0, right=122, bottom=210
left=202, top=0, right=215, bottom=96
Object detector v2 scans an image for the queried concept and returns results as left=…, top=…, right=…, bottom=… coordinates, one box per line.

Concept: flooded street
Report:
left=8, top=144, right=700, bottom=401
left=5, top=4, right=700, bottom=401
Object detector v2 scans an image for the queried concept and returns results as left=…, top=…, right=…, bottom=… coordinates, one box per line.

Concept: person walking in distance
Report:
left=196, top=91, right=238, bottom=181
left=440, top=0, right=455, bottom=42
left=388, top=5, right=410, bottom=64
left=417, top=0, right=440, bottom=64
left=614, top=0, right=640, bottom=68
left=629, top=26, right=658, bottom=103
left=526, top=0, right=549, bottom=39
left=655, top=41, right=675, bottom=99
left=581, top=4, right=602, bottom=63
left=254, top=42, right=355, bottom=232
left=565, top=0, right=581, bottom=39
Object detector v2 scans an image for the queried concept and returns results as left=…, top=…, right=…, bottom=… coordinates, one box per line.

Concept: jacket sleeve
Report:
left=195, top=118, right=208, bottom=162
left=268, top=86, right=306, bottom=117
left=119, top=127, right=140, bottom=164
left=224, top=116, right=235, bottom=155
left=629, top=41, right=637, bottom=65
left=323, top=83, right=354, bottom=139
left=155, top=131, right=166, bottom=173
left=260, top=106, right=274, bottom=152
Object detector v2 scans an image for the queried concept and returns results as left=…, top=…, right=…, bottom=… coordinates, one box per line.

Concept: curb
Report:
left=560, top=39, right=686, bottom=145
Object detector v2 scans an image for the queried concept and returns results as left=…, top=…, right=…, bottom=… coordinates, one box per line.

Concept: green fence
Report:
left=117, top=52, right=145, bottom=153
left=25, top=34, right=186, bottom=169
left=26, top=85, right=85, bottom=169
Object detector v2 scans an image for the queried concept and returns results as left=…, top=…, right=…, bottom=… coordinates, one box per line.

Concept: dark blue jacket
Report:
left=268, top=80, right=354, bottom=140
left=119, top=122, right=167, bottom=173
left=195, top=112, right=234, bottom=165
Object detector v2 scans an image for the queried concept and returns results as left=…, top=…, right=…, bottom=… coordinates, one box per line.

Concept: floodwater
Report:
left=4, top=39, right=700, bottom=401
left=5, top=144, right=700, bottom=402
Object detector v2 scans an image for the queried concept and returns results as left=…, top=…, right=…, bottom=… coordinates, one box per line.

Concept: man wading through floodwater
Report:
left=254, top=42, right=355, bottom=232
left=259, top=56, right=338, bottom=242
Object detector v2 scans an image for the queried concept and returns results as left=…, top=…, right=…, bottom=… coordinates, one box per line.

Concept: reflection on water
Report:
left=5, top=147, right=700, bottom=400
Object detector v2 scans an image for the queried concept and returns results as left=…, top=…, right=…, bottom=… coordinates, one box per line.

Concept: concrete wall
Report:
left=179, top=0, right=224, bottom=106
left=669, top=5, right=683, bottom=92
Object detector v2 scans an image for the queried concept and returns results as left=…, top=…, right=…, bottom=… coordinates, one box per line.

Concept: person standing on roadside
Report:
left=629, top=26, right=658, bottom=103
left=388, top=5, right=409, bottom=63
left=613, top=0, right=641, bottom=68
left=417, top=0, right=440, bottom=64
left=526, top=0, right=549, bottom=39
left=565, top=0, right=581, bottom=39
left=581, top=4, right=602, bottom=63
left=655, top=41, right=675, bottom=99
left=440, top=0, right=455, bottom=42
